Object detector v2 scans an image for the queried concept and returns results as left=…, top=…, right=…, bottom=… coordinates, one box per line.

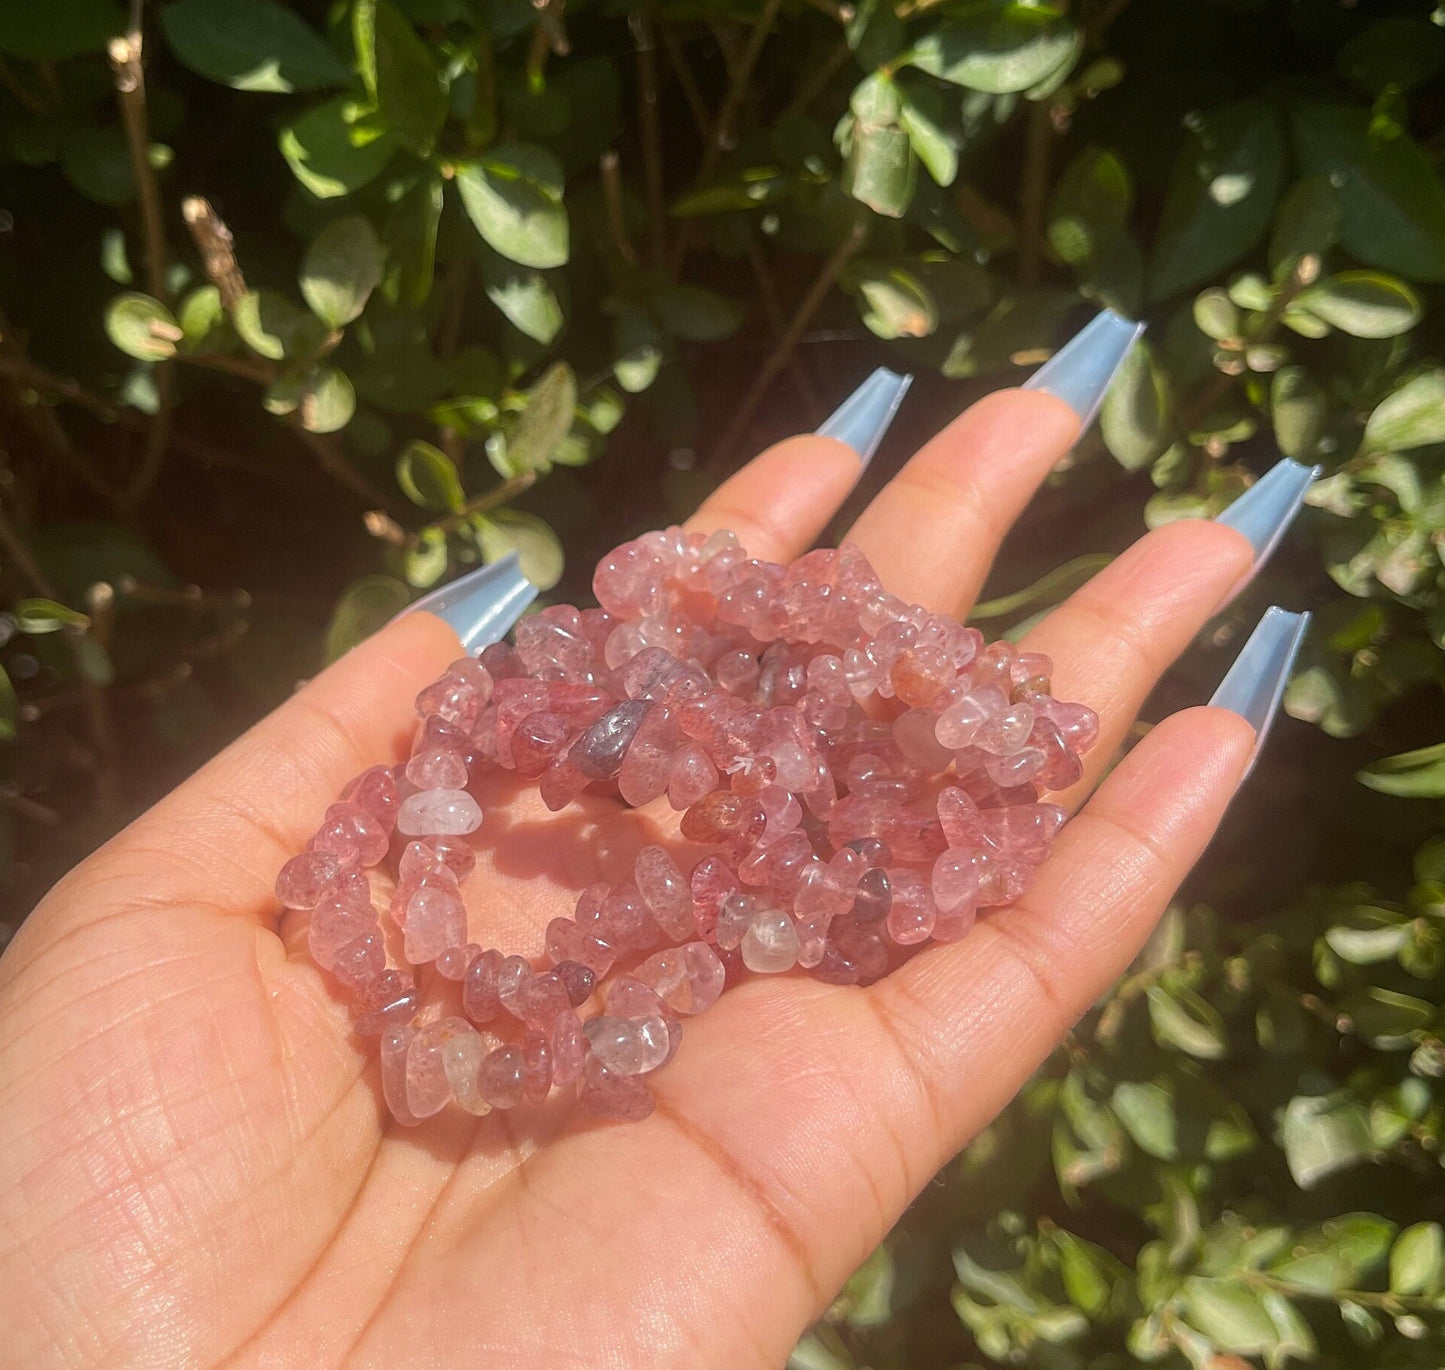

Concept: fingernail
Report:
left=404, top=553, right=538, bottom=653
left=815, top=366, right=913, bottom=468
left=1209, top=605, right=1310, bottom=757
left=1023, top=308, right=1146, bottom=431
left=1215, top=457, right=1321, bottom=571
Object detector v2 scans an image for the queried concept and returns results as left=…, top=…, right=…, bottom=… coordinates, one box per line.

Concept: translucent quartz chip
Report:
left=342, top=765, right=400, bottom=830
left=502, top=968, right=570, bottom=1030
left=405, top=747, right=469, bottom=790
left=407, top=1017, right=470, bottom=1119
left=436, top=942, right=480, bottom=980
left=741, top=909, right=800, bottom=973
left=570, top=700, right=650, bottom=780
left=397, top=788, right=483, bottom=837
left=550, top=1010, right=586, bottom=1086
left=354, top=971, right=420, bottom=1034
left=312, top=802, right=390, bottom=868
left=403, top=882, right=467, bottom=964
left=634, top=942, right=726, bottom=1015
left=931, top=848, right=980, bottom=914
left=275, top=851, right=342, bottom=909
left=604, top=975, right=667, bottom=1020
left=553, top=959, right=596, bottom=1006
left=332, top=931, right=385, bottom=989
left=521, top=1032, right=553, bottom=1104
left=578, top=1053, right=656, bottom=1121
left=380, top=1026, right=420, bottom=1126
left=308, top=905, right=374, bottom=970
left=442, top=1027, right=493, bottom=1114
left=478, top=1043, right=526, bottom=1108
left=852, top=868, right=891, bottom=923
left=884, top=870, right=935, bottom=945
left=583, top=1014, right=671, bottom=1075
left=462, top=947, right=504, bottom=1023
left=633, top=846, right=694, bottom=941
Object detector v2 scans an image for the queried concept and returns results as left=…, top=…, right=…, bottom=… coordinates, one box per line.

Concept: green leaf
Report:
left=1339, top=17, right=1445, bottom=97
left=1270, top=366, right=1326, bottom=460
left=1340, top=986, right=1434, bottom=1047
left=1268, top=174, right=1340, bottom=281
left=1052, top=1230, right=1115, bottom=1317
left=507, top=362, right=577, bottom=474
left=614, top=307, right=663, bottom=394
left=176, top=285, right=230, bottom=354
left=396, top=440, right=465, bottom=512
left=104, top=293, right=181, bottom=361
left=300, top=217, right=384, bottom=329
left=1325, top=907, right=1412, bottom=964
left=403, top=525, right=449, bottom=588
left=1297, top=271, right=1421, bottom=339
left=1359, top=740, right=1445, bottom=798
left=1192, top=287, right=1239, bottom=341
left=280, top=98, right=396, bottom=200
left=160, top=0, right=347, bottom=93
left=352, top=0, right=448, bottom=153
left=911, top=4, right=1079, bottom=95
left=383, top=173, right=443, bottom=306
left=842, top=73, right=914, bottom=218
left=1100, top=338, right=1171, bottom=470
left=263, top=365, right=355, bottom=433
left=1291, top=101, right=1445, bottom=281
left=1363, top=371, right=1445, bottom=452
left=1281, top=1093, right=1375, bottom=1188
left=1180, top=1278, right=1279, bottom=1355
left=1147, top=984, right=1229, bottom=1060
left=0, top=0, right=121, bottom=59
left=233, top=290, right=328, bottom=362
left=0, top=664, right=15, bottom=741
left=481, top=258, right=563, bottom=344
left=1148, top=99, right=1285, bottom=302
left=848, top=263, right=937, bottom=339
left=1272, top=1214, right=1396, bottom=1289
left=325, top=575, right=411, bottom=661
left=1390, top=1223, right=1443, bottom=1297
left=475, top=509, right=563, bottom=590
left=898, top=86, right=957, bottom=188
left=649, top=284, right=744, bottom=342
left=12, top=598, right=88, bottom=634
left=455, top=143, right=568, bottom=269
left=62, top=127, right=134, bottom=206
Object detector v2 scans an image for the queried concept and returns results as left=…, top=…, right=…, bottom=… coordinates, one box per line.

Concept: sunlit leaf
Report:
left=474, top=509, right=563, bottom=589
left=161, top=0, right=347, bottom=92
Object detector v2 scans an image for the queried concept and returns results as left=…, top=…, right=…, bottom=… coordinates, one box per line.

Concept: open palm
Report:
left=0, top=387, right=1256, bottom=1369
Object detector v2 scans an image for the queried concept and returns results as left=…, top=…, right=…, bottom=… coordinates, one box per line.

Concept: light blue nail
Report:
left=1209, top=605, right=1310, bottom=756
left=404, top=552, right=538, bottom=653
left=1023, top=308, right=1146, bottom=432
left=816, top=366, right=913, bottom=468
left=1215, top=457, right=1321, bottom=567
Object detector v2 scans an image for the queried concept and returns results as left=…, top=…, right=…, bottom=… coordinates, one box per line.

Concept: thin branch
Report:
left=109, top=10, right=174, bottom=509
left=1017, top=100, right=1054, bottom=289
left=658, top=21, right=713, bottom=140
left=783, top=36, right=851, bottom=118
left=296, top=429, right=409, bottom=517
left=181, top=196, right=246, bottom=309
left=745, top=236, right=825, bottom=417
left=0, top=57, right=46, bottom=115
left=433, top=255, right=472, bottom=356
left=631, top=8, right=668, bottom=271
left=431, top=472, right=538, bottom=537
left=600, top=150, right=638, bottom=264
left=709, top=220, right=865, bottom=465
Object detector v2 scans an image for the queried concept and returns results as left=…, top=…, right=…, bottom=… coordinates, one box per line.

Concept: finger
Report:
left=684, top=433, right=866, bottom=563
left=1021, top=517, right=1255, bottom=802
left=47, top=612, right=462, bottom=922
left=844, top=389, right=1080, bottom=616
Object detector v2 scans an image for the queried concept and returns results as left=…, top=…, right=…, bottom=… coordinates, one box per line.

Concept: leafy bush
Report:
left=2, top=0, right=1445, bottom=1361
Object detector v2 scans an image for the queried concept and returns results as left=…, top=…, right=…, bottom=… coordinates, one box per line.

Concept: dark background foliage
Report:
left=2, top=0, right=1444, bottom=1363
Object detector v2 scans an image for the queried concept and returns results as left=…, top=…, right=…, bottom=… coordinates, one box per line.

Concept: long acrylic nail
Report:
left=404, top=552, right=538, bottom=653
left=816, top=366, right=913, bottom=468
left=1023, top=308, right=1146, bottom=431
left=1209, top=605, right=1310, bottom=759
left=1215, top=457, right=1321, bottom=573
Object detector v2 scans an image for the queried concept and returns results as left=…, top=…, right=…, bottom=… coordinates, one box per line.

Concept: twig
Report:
left=0, top=57, right=45, bottom=115
left=670, top=0, right=786, bottom=276
left=745, top=236, right=825, bottom=417
left=431, top=472, right=538, bottom=537
left=181, top=196, right=246, bottom=309
left=296, top=429, right=408, bottom=517
left=600, top=150, right=638, bottom=264
left=782, top=35, right=851, bottom=119
left=710, top=220, right=865, bottom=465
left=109, top=5, right=175, bottom=510
left=434, top=255, right=472, bottom=355
left=658, top=22, right=712, bottom=140
left=631, top=9, right=668, bottom=271
left=1017, top=100, right=1054, bottom=289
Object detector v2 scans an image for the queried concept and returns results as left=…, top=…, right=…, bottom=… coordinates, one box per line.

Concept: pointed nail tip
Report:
left=1208, top=604, right=1311, bottom=741
left=816, top=366, right=914, bottom=466
left=1214, top=456, right=1321, bottom=561
left=1020, top=307, right=1146, bottom=428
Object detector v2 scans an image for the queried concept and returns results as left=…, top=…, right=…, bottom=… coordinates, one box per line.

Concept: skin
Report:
left=0, top=388, right=1258, bottom=1370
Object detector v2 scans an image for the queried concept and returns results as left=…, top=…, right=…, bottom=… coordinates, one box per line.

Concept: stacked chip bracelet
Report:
left=274, top=528, right=1099, bottom=1124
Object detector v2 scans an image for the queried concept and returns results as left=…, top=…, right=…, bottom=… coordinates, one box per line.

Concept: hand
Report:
left=0, top=373, right=1260, bottom=1369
